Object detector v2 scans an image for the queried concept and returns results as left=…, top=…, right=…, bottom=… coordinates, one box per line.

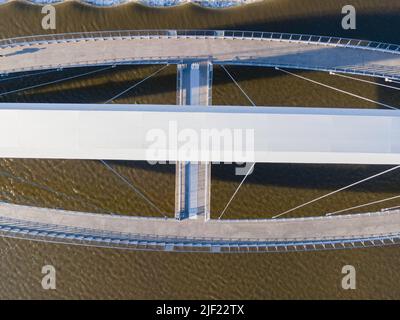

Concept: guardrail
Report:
left=1, top=210, right=400, bottom=253
left=3, top=200, right=398, bottom=224
left=2, top=59, right=399, bottom=81
left=2, top=30, right=400, bottom=79
left=1, top=29, right=400, bottom=55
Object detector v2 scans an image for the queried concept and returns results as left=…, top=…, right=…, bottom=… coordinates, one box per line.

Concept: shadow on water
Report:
left=2, top=64, right=400, bottom=110
left=0, top=1, right=400, bottom=43
left=3, top=47, right=44, bottom=57
left=112, top=161, right=400, bottom=193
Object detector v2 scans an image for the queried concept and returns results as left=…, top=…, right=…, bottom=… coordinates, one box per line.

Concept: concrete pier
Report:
left=175, top=61, right=212, bottom=220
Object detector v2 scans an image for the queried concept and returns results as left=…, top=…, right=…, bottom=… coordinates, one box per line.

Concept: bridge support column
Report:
left=175, top=61, right=213, bottom=221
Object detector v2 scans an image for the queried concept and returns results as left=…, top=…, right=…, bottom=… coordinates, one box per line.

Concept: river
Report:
left=0, top=0, right=400, bottom=299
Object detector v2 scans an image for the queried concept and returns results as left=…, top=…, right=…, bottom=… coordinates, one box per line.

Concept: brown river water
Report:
left=1, top=0, right=400, bottom=299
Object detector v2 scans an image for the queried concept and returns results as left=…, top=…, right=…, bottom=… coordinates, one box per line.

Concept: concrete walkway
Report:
left=1, top=34, right=400, bottom=79
left=1, top=202, right=400, bottom=242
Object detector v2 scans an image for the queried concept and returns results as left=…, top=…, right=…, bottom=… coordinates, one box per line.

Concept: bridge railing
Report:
left=1, top=29, right=400, bottom=54
left=2, top=57, right=398, bottom=81
left=1, top=202, right=400, bottom=245
left=1, top=213, right=400, bottom=253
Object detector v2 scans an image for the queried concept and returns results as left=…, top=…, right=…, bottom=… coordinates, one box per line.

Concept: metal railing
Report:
left=2, top=60, right=399, bottom=82
left=3, top=200, right=397, bottom=225
left=223, top=208, right=400, bottom=223
left=1, top=29, right=400, bottom=55
left=1, top=221, right=399, bottom=253
left=0, top=207, right=400, bottom=253
left=2, top=30, right=400, bottom=79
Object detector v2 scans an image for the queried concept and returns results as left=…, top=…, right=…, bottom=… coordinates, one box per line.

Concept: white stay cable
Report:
left=272, top=165, right=400, bottom=219
left=0, top=168, right=113, bottom=214
left=104, top=64, right=169, bottom=104
left=326, top=194, right=400, bottom=216
left=100, top=160, right=167, bottom=218
left=0, top=65, right=114, bottom=97
left=221, top=65, right=256, bottom=106
left=218, top=162, right=256, bottom=219
left=329, top=72, right=400, bottom=91
left=0, top=69, right=59, bottom=83
left=276, top=67, right=398, bottom=110
left=386, top=79, right=400, bottom=85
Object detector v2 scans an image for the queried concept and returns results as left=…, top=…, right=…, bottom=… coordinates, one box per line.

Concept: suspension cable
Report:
left=329, top=72, right=400, bottom=91
left=382, top=204, right=400, bottom=211
left=0, top=69, right=59, bottom=83
left=276, top=67, right=398, bottom=110
left=104, top=64, right=169, bottom=104
left=218, top=162, right=256, bottom=219
left=100, top=160, right=167, bottom=218
left=0, top=65, right=114, bottom=97
left=0, top=190, right=36, bottom=206
left=326, top=194, right=400, bottom=216
left=221, top=65, right=256, bottom=106
left=103, top=65, right=169, bottom=217
left=0, top=168, right=112, bottom=214
left=272, top=165, right=400, bottom=219
left=386, top=79, right=400, bottom=85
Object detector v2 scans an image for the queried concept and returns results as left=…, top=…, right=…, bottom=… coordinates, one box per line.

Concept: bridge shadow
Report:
left=3, top=47, right=45, bottom=57
left=10, top=1, right=399, bottom=44
left=211, top=12, right=400, bottom=45
left=107, top=160, right=400, bottom=194
left=1, top=61, right=400, bottom=110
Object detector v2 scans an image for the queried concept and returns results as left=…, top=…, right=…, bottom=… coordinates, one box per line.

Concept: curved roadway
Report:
left=1, top=31, right=400, bottom=79
left=1, top=202, right=400, bottom=250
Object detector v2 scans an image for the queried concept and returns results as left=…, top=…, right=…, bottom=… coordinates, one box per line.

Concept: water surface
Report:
left=0, top=0, right=400, bottom=299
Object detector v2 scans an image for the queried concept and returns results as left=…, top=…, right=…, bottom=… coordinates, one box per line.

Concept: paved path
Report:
left=1, top=202, right=400, bottom=242
left=1, top=32, right=400, bottom=79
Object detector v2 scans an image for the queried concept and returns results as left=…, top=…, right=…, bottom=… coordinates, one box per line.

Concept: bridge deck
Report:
left=1, top=35, right=400, bottom=79
left=0, top=103, right=400, bottom=164
left=175, top=61, right=212, bottom=220
left=0, top=202, right=399, bottom=242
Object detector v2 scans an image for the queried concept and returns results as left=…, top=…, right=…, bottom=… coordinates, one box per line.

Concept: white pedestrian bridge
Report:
left=2, top=30, right=400, bottom=252
left=0, top=103, right=400, bottom=165
left=1, top=30, right=400, bottom=80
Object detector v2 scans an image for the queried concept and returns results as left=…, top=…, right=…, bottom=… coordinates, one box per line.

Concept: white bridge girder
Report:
left=0, top=103, right=400, bottom=165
